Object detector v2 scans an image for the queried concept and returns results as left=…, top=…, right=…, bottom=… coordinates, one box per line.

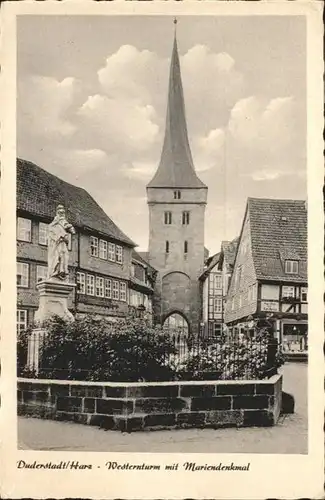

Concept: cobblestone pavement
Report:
left=18, top=362, right=307, bottom=454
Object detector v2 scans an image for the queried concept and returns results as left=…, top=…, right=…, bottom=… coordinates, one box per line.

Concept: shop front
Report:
left=281, top=319, right=308, bottom=353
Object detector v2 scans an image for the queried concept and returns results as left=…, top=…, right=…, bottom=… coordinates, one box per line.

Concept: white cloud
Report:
left=63, top=148, right=108, bottom=168
left=98, top=45, right=163, bottom=106
left=78, top=94, right=159, bottom=152
left=181, top=46, right=246, bottom=136
left=122, top=161, right=156, bottom=180
left=228, top=95, right=297, bottom=151
left=193, top=128, right=225, bottom=172
left=18, top=75, right=78, bottom=137
left=250, top=169, right=283, bottom=181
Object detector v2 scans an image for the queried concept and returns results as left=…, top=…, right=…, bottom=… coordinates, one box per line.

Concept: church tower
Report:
left=147, top=23, right=208, bottom=335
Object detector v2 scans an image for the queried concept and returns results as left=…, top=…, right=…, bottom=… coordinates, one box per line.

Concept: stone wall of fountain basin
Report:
left=18, top=375, right=282, bottom=432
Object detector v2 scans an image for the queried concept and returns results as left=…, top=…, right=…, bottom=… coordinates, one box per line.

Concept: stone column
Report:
left=28, top=279, right=76, bottom=374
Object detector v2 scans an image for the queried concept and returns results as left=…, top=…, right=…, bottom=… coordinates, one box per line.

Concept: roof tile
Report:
left=17, top=158, right=136, bottom=247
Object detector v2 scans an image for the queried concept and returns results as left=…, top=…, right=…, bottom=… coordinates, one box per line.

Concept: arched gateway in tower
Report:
left=146, top=25, right=208, bottom=335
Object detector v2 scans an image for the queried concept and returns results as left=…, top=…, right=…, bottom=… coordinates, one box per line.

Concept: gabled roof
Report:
left=17, top=158, right=135, bottom=247
left=132, top=250, right=157, bottom=273
left=199, top=252, right=221, bottom=281
left=147, top=33, right=206, bottom=190
left=221, top=238, right=239, bottom=271
left=137, top=251, right=150, bottom=263
left=248, top=197, right=307, bottom=281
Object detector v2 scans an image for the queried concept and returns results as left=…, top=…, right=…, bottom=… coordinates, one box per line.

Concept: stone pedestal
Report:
left=27, top=328, right=46, bottom=375
left=34, top=279, right=76, bottom=325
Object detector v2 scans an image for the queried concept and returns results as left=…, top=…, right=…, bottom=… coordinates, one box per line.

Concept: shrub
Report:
left=37, top=315, right=177, bottom=382
left=18, top=314, right=284, bottom=382
left=176, top=336, right=271, bottom=381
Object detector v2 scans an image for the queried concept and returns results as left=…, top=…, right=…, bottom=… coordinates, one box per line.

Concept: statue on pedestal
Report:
left=47, top=205, right=76, bottom=281
left=30, top=205, right=76, bottom=372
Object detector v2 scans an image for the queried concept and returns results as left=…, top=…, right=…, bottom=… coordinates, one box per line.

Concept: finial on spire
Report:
left=173, top=17, right=177, bottom=25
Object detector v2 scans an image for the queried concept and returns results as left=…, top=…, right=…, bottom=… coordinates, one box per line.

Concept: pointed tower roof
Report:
left=147, top=22, right=207, bottom=189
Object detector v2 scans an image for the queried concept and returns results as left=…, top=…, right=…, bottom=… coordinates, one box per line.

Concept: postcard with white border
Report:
left=1, top=1, right=324, bottom=499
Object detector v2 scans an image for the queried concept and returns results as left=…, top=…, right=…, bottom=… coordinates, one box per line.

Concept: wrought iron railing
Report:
left=18, top=330, right=282, bottom=382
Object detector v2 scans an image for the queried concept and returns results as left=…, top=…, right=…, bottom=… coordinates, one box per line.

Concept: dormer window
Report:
left=285, top=260, right=298, bottom=274
left=174, top=190, right=181, bottom=200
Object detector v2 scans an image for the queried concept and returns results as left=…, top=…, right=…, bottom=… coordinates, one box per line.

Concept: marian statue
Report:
left=47, top=205, right=76, bottom=281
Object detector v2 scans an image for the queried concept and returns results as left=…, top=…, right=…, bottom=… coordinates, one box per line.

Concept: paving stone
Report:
left=180, top=385, right=215, bottom=398
left=144, top=413, right=176, bottom=429
left=83, top=398, right=95, bottom=413
left=104, top=387, right=126, bottom=398
left=191, top=396, right=231, bottom=411
left=232, top=395, right=269, bottom=410
left=89, top=414, right=115, bottom=430
left=127, top=385, right=178, bottom=398
left=216, top=384, right=255, bottom=396
left=135, top=397, right=188, bottom=414
left=243, top=410, right=274, bottom=427
left=205, top=410, right=243, bottom=427
left=255, top=384, right=274, bottom=395
left=96, top=399, right=134, bottom=415
left=176, top=412, right=206, bottom=428
left=57, top=397, right=82, bottom=412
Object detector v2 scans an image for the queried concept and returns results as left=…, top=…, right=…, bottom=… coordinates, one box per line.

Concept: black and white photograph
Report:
left=1, top=2, right=323, bottom=499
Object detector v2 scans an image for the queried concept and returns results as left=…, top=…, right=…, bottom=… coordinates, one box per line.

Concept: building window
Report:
left=214, top=275, right=222, bottom=289
left=113, top=281, right=119, bottom=300
left=214, top=323, right=222, bottom=336
left=165, top=241, right=169, bottom=253
left=301, top=287, right=307, bottom=302
left=131, top=264, right=135, bottom=277
left=99, top=240, right=107, bottom=260
left=36, top=265, right=48, bottom=283
left=86, top=274, right=95, bottom=296
left=17, top=217, right=31, bottom=242
left=76, top=272, right=85, bottom=294
left=285, top=260, right=299, bottom=274
left=17, top=309, right=27, bottom=334
left=108, top=243, right=116, bottom=262
left=38, top=222, right=48, bottom=245
left=96, top=277, right=104, bottom=297
left=214, top=298, right=222, bottom=314
left=105, top=279, right=112, bottom=298
left=282, top=286, right=295, bottom=298
left=239, top=294, right=242, bottom=308
left=182, top=211, right=190, bottom=225
left=231, top=297, right=235, bottom=311
left=116, top=245, right=123, bottom=263
left=90, top=236, right=98, bottom=257
left=164, top=211, right=172, bottom=225
left=120, top=282, right=127, bottom=302
left=17, top=262, right=29, bottom=288
left=174, top=190, right=181, bottom=199
left=184, top=241, right=188, bottom=254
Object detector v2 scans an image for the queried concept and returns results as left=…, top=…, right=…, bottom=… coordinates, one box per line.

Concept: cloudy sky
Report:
left=17, top=15, right=306, bottom=254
